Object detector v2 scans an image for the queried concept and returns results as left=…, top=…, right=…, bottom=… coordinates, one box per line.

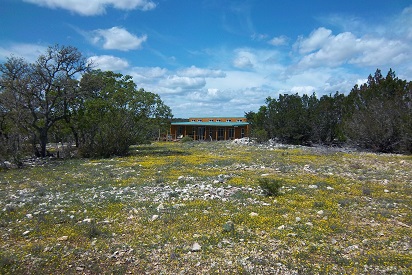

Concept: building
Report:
left=170, top=117, right=250, bottom=141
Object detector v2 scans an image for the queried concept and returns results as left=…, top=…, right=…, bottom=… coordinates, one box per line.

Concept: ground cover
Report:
left=0, top=141, right=411, bottom=274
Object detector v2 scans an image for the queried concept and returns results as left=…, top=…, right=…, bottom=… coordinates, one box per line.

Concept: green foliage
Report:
left=75, top=70, right=172, bottom=158
left=0, top=48, right=172, bottom=160
left=252, top=128, right=268, bottom=143
left=248, top=69, right=412, bottom=154
left=0, top=45, right=90, bottom=158
left=245, top=109, right=269, bottom=143
left=258, top=178, right=282, bottom=196
left=180, top=136, right=193, bottom=143
left=344, top=69, right=412, bottom=153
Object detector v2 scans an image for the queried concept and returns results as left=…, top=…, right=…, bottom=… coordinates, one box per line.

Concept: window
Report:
left=226, top=119, right=232, bottom=122
left=198, top=119, right=202, bottom=122
left=218, top=128, right=224, bottom=140
left=237, top=119, right=243, bottom=122
left=209, top=119, right=214, bottom=122
left=228, top=128, right=234, bottom=139
left=191, top=119, right=195, bottom=122
left=216, top=119, right=221, bottom=122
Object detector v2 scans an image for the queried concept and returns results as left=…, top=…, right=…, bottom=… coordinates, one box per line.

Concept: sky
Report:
left=1, top=0, right=412, bottom=118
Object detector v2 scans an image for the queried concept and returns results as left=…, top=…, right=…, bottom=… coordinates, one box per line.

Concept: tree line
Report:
left=246, top=69, right=412, bottom=154
left=0, top=45, right=172, bottom=163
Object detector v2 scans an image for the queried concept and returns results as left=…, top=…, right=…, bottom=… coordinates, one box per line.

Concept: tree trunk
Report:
left=39, top=128, right=48, bottom=157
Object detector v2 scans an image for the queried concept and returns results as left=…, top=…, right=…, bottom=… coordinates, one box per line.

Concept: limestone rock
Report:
left=57, top=236, right=69, bottom=241
left=191, top=242, right=201, bottom=252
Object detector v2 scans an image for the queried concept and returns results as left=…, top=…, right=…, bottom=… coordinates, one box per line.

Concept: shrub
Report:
left=258, top=178, right=282, bottom=196
left=180, top=136, right=193, bottom=143
left=253, top=129, right=268, bottom=143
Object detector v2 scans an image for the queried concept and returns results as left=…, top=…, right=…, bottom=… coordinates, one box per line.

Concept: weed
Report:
left=0, top=252, right=17, bottom=272
left=180, top=136, right=193, bottom=143
left=258, top=178, right=282, bottom=196
left=313, top=201, right=325, bottom=208
left=362, top=186, right=372, bottom=196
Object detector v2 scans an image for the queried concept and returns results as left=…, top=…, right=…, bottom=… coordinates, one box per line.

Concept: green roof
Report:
left=171, top=121, right=249, bottom=127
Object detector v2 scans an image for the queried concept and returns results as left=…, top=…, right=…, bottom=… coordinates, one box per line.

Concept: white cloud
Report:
left=399, top=6, right=412, bottom=39
left=232, top=49, right=257, bottom=70
left=294, top=27, right=412, bottom=69
left=296, top=27, right=332, bottom=54
left=290, top=86, right=316, bottom=95
left=268, top=35, right=288, bottom=46
left=23, top=0, right=156, bottom=16
left=233, top=56, right=253, bottom=69
left=0, top=43, right=47, bottom=62
left=350, top=38, right=409, bottom=66
left=251, top=33, right=269, bottom=41
left=160, top=76, right=206, bottom=91
left=177, top=66, right=226, bottom=78
left=91, top=27, right=147, bottom=51
left=88, top=55, right=129, bottom=71
left=130, top=66, right=168, bottom=80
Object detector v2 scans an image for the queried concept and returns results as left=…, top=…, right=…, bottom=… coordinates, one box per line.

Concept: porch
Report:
left=170, top=121, right=250, bottom=141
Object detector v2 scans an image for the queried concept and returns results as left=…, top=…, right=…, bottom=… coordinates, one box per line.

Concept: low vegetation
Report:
left=0, top=141, right=411, bottom=274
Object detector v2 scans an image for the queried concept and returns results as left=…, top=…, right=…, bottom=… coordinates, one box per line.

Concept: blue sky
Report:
left=1, top=0, right=412, bottom=118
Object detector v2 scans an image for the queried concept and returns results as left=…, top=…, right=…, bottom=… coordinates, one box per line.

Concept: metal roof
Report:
left=171, top=121, right=249, bottom=127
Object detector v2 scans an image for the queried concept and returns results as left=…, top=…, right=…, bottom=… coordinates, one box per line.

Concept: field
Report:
left=0, top=141, right=411, bottom=274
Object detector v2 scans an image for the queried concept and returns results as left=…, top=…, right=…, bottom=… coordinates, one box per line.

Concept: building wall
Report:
left=170, top=117, right=250, bottom=141
left=189, top=117, right=247, bottom=123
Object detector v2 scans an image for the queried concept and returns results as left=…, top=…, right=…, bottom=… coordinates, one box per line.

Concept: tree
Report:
left=245, top=106, right=268, bottom=143
left=265, top=93, right=311, bottom=144
left=0, top=45, right=90, bottom=157
left=75, top=70, right=172, bottom=157
left=310, top=92, right=345, bottom=144
left=344, top=69, right=411, bottom=153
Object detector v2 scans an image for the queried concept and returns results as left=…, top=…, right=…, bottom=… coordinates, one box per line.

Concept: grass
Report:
left=0, top=141, right=411, bottom=274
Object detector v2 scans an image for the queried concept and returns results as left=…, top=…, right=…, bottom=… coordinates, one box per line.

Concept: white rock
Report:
left=26, top=214, right=33, bottom=219
left=57, top=236, right=69, bottom=241
left=22, top=230, right=30, bottom=236
left=249, top=212, right=259, bottom=217
left=157, top=203, right=165, bottom=212
left=384, top=189, right=389, bottom=193
left=344, top=245, right=359, bottom=253
left=317, top=210, right=324, bottom=215
left=305, top=222, right=313, bottom=227
left=327, top=186, right=334, bottom=190
left=191, top=242, right=201, bottom=252
left=277, top=225, right=285, bottom=230
left=151, top=215, right=159, bottom=221
left=308, top=185, right=318, bottom=189
left=295, top=217, right=301, bottom=222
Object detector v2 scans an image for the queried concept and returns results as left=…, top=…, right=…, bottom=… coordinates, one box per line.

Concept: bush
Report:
left=180, top=136, right=193, bottom=143
left=253, top=129, right=268, bottom=143
left=258, top=178, right=282, bottom=196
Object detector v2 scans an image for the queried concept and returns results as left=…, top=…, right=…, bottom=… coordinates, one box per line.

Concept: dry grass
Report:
left=0, top=141, right=411, bottom=274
